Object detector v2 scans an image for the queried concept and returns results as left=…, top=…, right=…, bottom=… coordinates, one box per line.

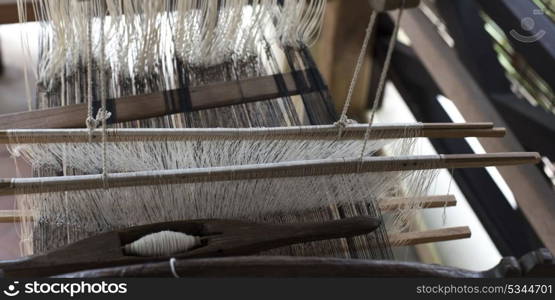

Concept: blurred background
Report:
left=0, top=0, right=554, bottom=271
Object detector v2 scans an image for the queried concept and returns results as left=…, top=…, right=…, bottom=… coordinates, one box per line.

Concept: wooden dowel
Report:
left=0, top=152, right=540, bottom=196
left=379, top=195, right=457, bottom=211
left=0, top=210, right=31, bottom=224
left=389, top=226, right=471, bottom=246
left=0, top=195, right=457, bottom=223
left=0, top=124, right=505, bottom=144
left=0, top=72, right=306, bottom=130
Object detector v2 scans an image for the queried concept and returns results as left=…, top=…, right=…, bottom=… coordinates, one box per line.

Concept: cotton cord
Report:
left=85, top=4, right=95, bottom=138
left=99, top=12, right=109, bottom=186
left=361, top=3, right=405, bottom=158
left=336, top=11, right=378, bottom=131
left=169, top=258, right=180, bottom=278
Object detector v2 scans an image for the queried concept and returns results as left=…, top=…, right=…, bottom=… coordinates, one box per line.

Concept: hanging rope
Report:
left=99, top=8, right=109, bottom=185
left=360, top=2, right=406, bottom=158
left=336, top=11, right=378, bottom=133
left=85, top=2, right=95, bottom=136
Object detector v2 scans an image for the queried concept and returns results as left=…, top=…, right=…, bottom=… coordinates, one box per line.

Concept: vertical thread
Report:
left=361, top=2, right=405, bottom=159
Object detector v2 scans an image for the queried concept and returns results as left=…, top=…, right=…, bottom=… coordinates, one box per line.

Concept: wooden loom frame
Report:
left=0, top=0, right=550, bottom=277
left=1, top=195, right=468, bottom=247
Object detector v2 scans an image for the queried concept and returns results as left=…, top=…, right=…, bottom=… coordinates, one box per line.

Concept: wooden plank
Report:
left=313, top=0, right=374, bottom=122
left=389, top=226, right=471, bottom=246
left=380, top=195, right=456, bottom=211
left=399, top=8, right=555, bottom=253
left=0, top=72, right=303, bottom=129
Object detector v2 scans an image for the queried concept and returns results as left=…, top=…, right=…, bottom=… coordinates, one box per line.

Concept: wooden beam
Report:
left=0, top=124, right=506, bottom=144
left=0, top=153, right=540, bottom=196
left=389, top=226, right=471, bottom=246
left=379, top=195, right=456, bottom=211
left=0, top=72, right=308, bottom=130
left=399, top=8, right=555, bottom=253
left=0, top=195, right=458, bottom=223
left=312, top=0, right=374, bottom=122
left=0, top=3, right=34, bottom=25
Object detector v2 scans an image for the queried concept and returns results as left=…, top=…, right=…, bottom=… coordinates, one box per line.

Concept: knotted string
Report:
left=360, top=1, right=405, bottom=159
left=99, top=9, right=109, bottom=188
left=85, top=2, right=111, bottom=188
left=335, top=11, right=378, bottom=136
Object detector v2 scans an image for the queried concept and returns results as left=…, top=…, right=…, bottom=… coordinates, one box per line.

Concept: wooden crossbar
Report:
left=0, top=196, right=458, bottom=223
left=0, top=123, right=506, bottom=144
left=0, top=72, right=310, bottom=130
left=380, top=195, right=457, bottom=211
left=389, top=226, right=471, bottom=246
left=0, top=153, right=540, bottom=196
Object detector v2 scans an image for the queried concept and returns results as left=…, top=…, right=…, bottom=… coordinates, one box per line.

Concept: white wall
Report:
left=375, top=83, right=502, bottom=271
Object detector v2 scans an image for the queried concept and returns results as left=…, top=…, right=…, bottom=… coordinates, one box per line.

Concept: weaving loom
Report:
left=0, top=0, right=550, bottom=278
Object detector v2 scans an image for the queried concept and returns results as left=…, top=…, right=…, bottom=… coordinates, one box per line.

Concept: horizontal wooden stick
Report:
left=0, top=153, right=540, bottom=196
left=0, top=195, right=459, bottom=223
left=389, top=226, right=471, bottom=246
left=379, top=195, right=457, bottom=211
left=0, top=210, right=31, bottom=224
left=0, top=123, right=505, bottom=144
left=0, top=72, right=307, bottom=130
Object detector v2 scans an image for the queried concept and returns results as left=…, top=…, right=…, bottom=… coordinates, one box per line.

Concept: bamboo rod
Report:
left=389, top=226, right=471, bottom=246
left=0, top=195, right=459, bottom=223
left=0, top=123, right=505, bottom=144
left=0, top=153, right=540, bottom=196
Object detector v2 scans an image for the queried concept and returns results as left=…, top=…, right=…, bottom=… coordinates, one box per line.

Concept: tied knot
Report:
left=86, top=108, right=112, bottom=131
left=334, top=117, right=356, bottom=128
left=334, top=117, right=357, bottom=138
